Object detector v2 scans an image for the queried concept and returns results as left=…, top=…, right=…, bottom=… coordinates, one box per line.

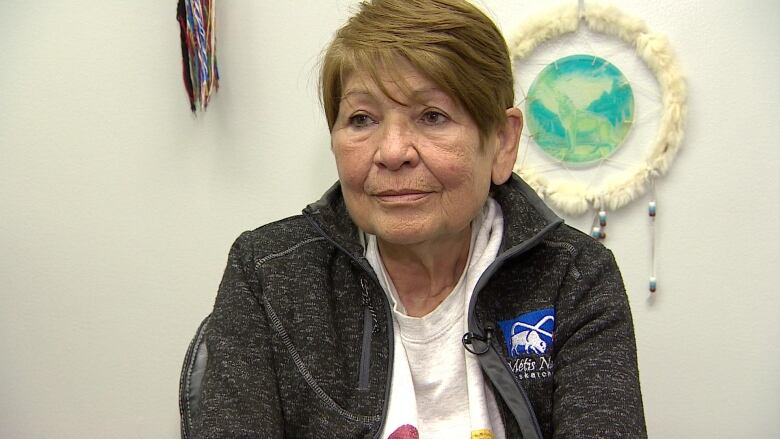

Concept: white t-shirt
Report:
left=365, top=199, right=506, bottom=439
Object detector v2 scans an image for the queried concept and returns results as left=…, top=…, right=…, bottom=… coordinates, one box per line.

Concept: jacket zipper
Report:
left=489, top=342, right=544, bottom=439
left=463, top=218, right=563, bottom=439
left=358, top=277, right=374, bottom=390
left=303, top=214, right=395, bottom=437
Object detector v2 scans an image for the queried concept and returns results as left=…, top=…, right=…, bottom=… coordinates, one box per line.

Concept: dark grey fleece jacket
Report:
left=187, top=174, right=647, bottom=438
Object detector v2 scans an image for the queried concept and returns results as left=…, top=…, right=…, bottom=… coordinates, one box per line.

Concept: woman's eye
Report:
left=349, top=114, right=374, bottom=128
left=421, top=110, right=448, bottom=126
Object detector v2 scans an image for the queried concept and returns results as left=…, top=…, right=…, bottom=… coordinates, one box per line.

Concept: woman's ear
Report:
left=491, top=107, right=523, bottom=185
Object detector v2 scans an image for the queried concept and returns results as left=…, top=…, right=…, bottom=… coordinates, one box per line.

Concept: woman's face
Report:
left=331, top=60, right=515, bottom=247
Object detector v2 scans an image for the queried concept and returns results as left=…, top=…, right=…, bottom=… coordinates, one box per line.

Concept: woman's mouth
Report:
left=374, top=190, right=431, bottom=203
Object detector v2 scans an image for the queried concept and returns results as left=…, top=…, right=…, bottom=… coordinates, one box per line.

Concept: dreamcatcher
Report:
left=509, top=1, right=687, bottom=292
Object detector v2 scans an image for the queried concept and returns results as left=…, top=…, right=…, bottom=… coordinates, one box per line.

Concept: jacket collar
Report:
left=491, top=174, right=562, bottom=252
left=302, top=173, right=562, bottom=259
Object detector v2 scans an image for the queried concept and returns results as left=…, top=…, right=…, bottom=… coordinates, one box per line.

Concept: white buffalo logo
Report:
left=510, top=315, right=554, bottom=356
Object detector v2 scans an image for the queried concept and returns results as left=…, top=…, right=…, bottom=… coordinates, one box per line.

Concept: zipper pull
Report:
left=359, top=277, right=379, bottom=334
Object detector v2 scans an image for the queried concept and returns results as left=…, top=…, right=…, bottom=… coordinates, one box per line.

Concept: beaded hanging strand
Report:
left=590, top=206, right=607, bottom=241
left=649, top=180, right=658, bottom=293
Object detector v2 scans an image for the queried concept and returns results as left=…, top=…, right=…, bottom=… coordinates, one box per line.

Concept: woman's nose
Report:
left=373, top=118, right=420, bottom=170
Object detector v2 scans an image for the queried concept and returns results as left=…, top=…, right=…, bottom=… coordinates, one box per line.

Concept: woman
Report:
left=182, top=1, right=646, bottom=437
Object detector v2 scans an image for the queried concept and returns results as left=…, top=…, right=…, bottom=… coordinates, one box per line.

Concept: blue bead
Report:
left=648, top=201, right=657, bottom=217
left=649, top=276, right=657, bottom=292
left=591, top=226, right=601, bottom=238
left=598, top=210, right=607, bottom=226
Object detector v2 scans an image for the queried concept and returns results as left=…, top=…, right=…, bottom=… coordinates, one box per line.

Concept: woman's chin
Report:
left=375, top=222, right=470, bottom=249
left=372, top=222, right=435, bottom=247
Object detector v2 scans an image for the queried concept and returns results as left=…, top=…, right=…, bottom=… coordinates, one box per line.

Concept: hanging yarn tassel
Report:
left=176, top=1, right=195, bottom=112
left=177, top=0, right=219, bottom=113
left=649, top=183, right=658, bottom=293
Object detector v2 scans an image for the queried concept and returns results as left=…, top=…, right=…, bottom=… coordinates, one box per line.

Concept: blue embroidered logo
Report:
left=498, top=308, right=555, bottom=357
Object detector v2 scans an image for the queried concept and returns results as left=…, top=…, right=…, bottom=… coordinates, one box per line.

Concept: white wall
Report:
left=1, top=1, right=777, bottom=437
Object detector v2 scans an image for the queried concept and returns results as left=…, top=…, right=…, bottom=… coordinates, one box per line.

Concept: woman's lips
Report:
left=374, top=190, right=431, bottom=203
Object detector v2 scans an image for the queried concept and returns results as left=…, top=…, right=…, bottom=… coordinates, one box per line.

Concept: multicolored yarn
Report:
left=177, top=0, right=219, bottom=112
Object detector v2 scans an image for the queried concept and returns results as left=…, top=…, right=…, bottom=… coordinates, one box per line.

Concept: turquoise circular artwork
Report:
left=525, top=54, right=634, bottom=165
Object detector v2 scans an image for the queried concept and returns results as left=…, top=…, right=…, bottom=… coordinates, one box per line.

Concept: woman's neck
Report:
left=377, top=226, right=471, bottom=317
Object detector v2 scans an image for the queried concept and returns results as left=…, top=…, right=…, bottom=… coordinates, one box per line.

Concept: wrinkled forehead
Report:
left=340, top=75, right=453, bottom=110
left=337, top=54, right=458, bottom=110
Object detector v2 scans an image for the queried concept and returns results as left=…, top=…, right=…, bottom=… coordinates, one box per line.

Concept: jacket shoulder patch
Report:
left=497, top=308, right=555, bottom=358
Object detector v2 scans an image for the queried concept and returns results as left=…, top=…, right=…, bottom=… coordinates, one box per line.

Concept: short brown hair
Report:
left=320, top=0, right=514, bottom=143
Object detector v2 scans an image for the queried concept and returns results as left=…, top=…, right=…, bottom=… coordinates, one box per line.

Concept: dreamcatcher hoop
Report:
left=508, top=3, right=687, bottom=216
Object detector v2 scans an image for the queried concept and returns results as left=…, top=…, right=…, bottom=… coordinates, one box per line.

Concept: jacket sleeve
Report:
left=552, top=244, right=647, bottom=438
left=192, top=232, right=284, bottom=438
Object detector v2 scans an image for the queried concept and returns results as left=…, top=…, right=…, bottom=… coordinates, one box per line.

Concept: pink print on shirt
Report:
left=388, top=424, right=419, bottom=439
